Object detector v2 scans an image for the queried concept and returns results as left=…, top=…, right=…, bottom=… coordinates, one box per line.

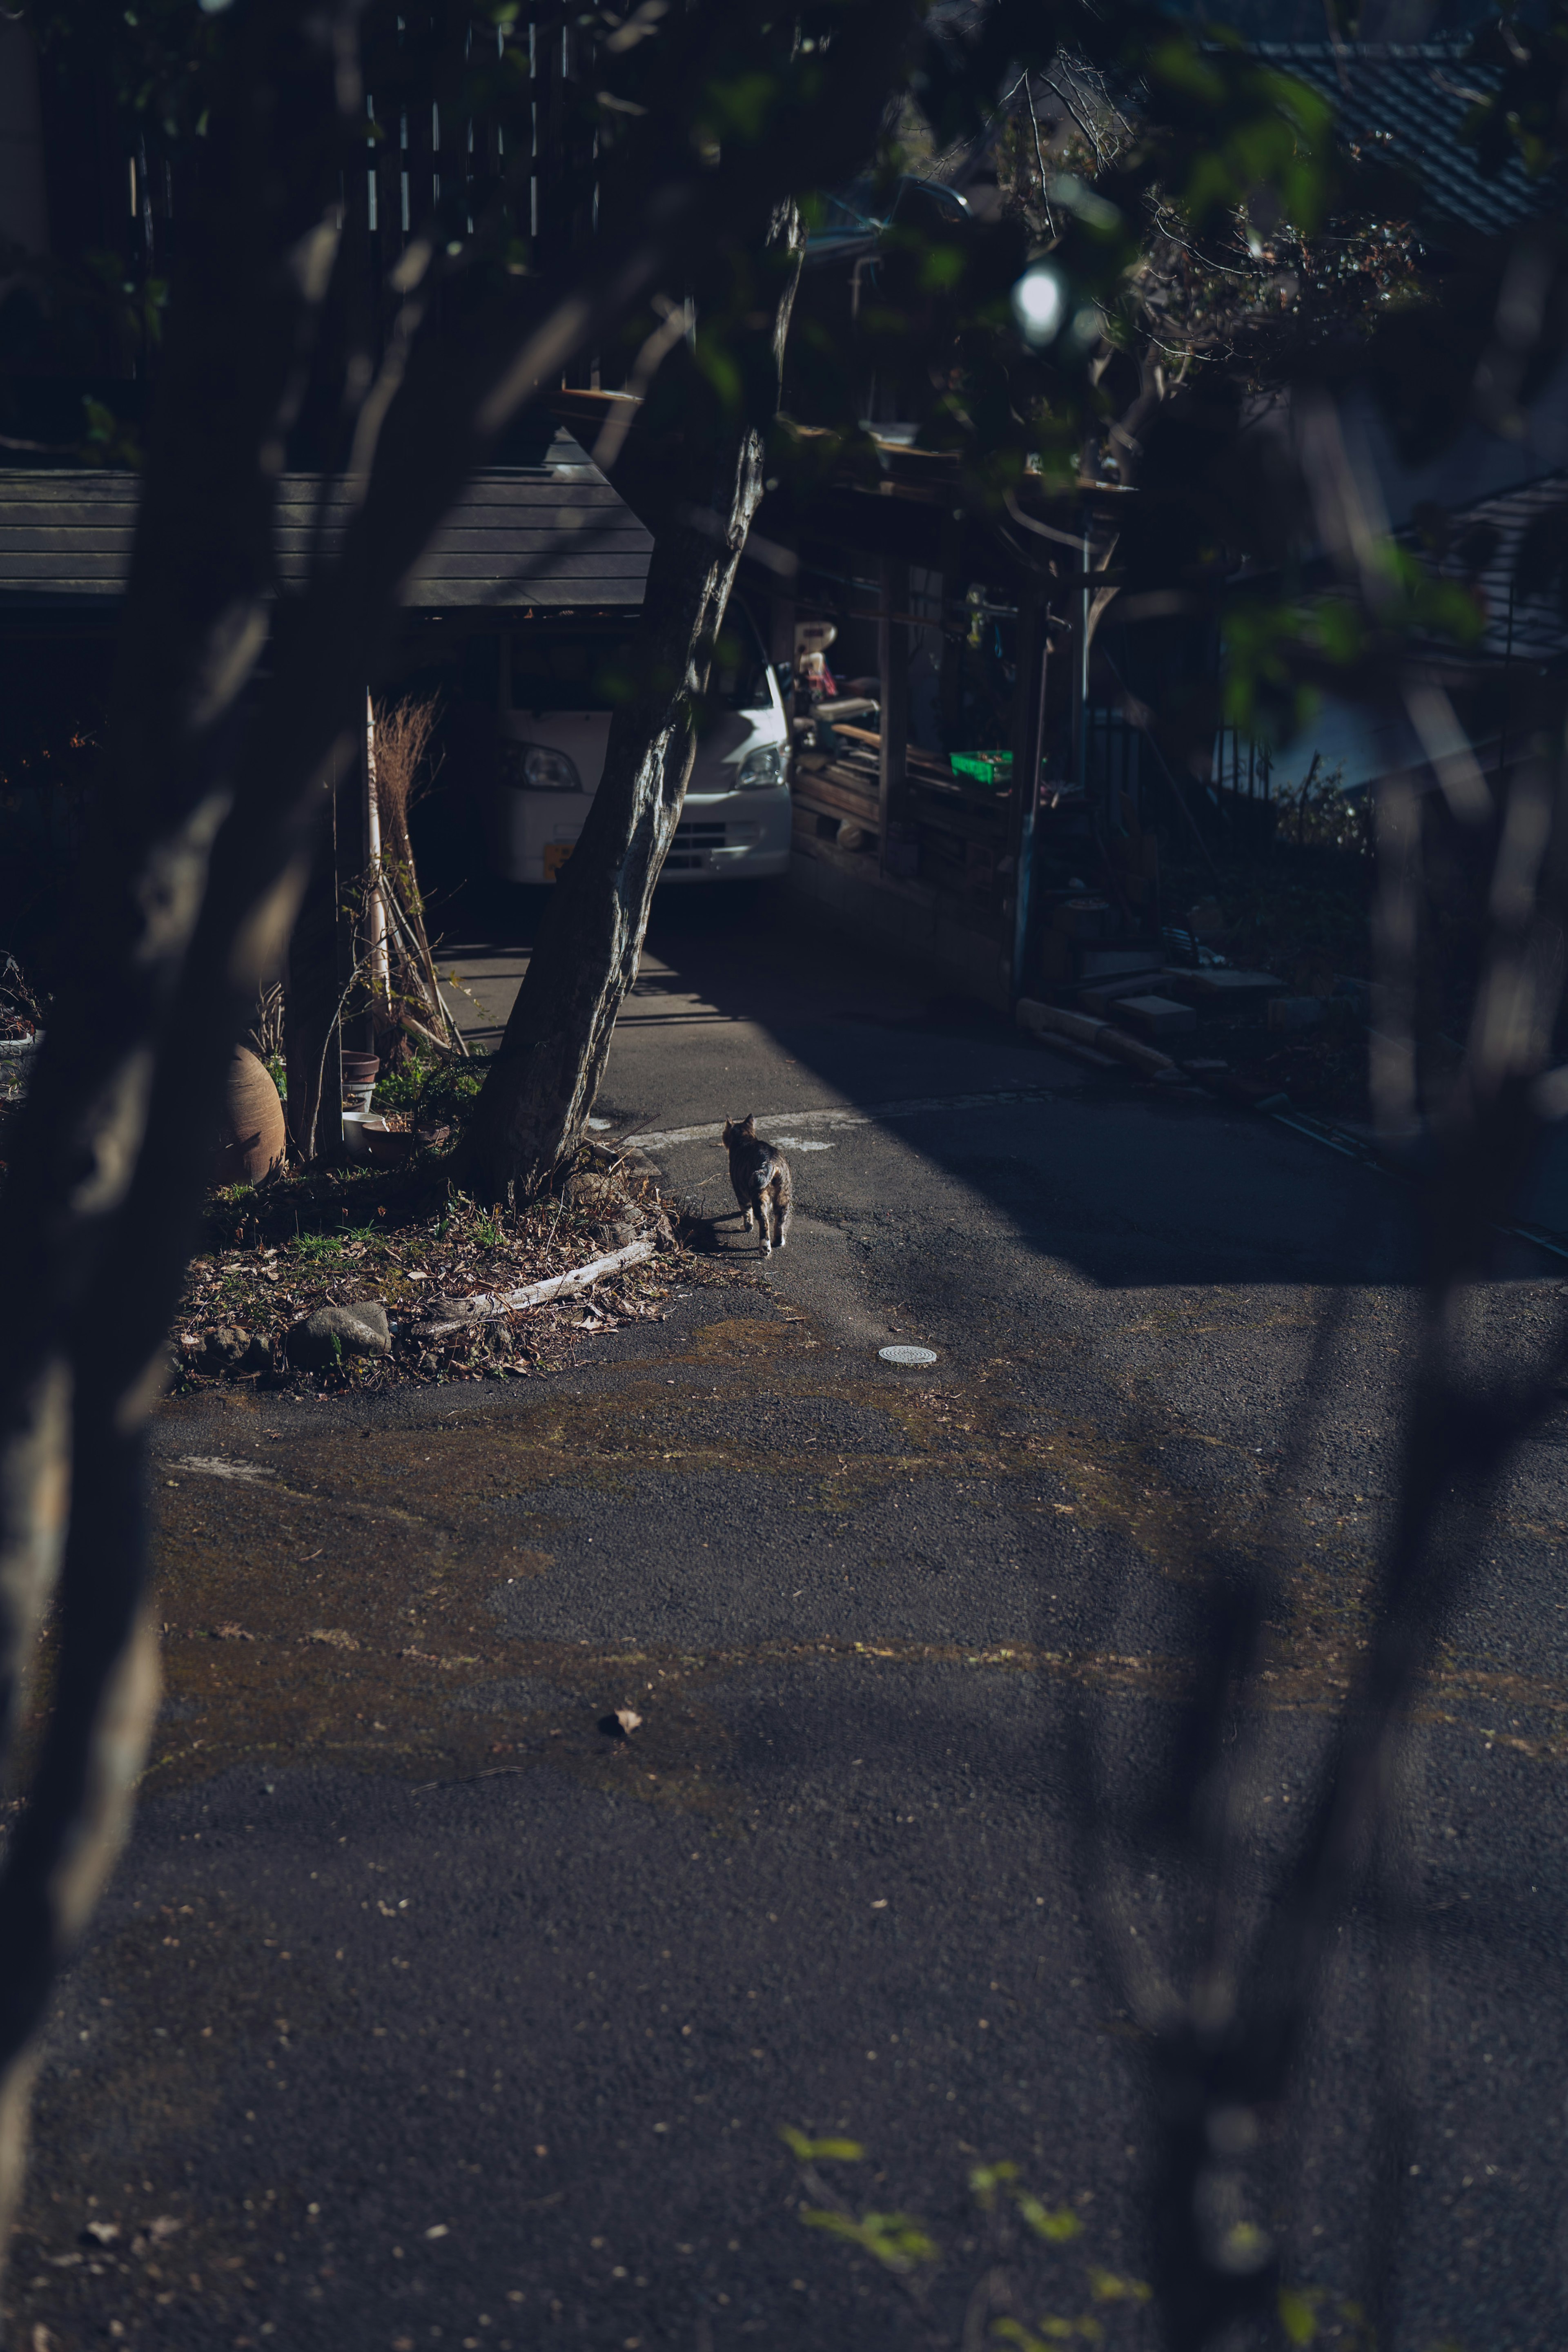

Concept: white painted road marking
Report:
left=623, top=1086, right=1062, bottom=1152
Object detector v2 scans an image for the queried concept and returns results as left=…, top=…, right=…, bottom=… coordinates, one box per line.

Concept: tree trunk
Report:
left=0, top=0, right=911, bottom=2268
left=468, top=212, right=802, bottom=1205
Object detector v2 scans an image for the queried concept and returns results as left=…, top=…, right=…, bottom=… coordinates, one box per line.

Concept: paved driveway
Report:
left=16, top=885, right=1567, bottom=2352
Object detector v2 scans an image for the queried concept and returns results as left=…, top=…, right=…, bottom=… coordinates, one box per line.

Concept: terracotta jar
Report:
left=214, top=1045, right=286, bottom=1186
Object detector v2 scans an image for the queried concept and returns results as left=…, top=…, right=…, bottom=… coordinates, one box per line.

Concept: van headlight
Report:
left=504, top=742, right=582, bottom=793
left=736, top=744, right=786, bottom=790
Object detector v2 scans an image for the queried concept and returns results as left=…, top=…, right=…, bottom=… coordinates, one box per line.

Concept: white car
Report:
left=492, top=600, right=791, bottom=886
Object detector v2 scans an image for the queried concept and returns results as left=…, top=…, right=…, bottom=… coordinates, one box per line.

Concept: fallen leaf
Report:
left=212, top=1624, right=254, bottom=1642
left=81, top=2220, right=119, bottom=2247
left=425, top=2223, right=449, bottom=2241
left=148, top=2216, right=183, bottom=2242
left=599, top=1707, right=643, bottom=1739
left=304, top=1629, right=359, bottom=1651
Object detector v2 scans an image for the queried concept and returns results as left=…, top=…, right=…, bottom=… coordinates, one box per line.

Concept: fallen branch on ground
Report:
left=411, top=1237, right=657, bottom=1338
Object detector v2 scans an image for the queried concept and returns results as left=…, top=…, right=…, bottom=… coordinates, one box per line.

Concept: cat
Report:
left=722, top=1115, right=793, bottom=1256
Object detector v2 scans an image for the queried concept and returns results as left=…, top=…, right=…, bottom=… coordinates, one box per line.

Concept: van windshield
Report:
left=509, top=603, right=773, bottom=713
left=510, top=627, right=637, bottom=712
left=713, top=600, right=773, bottom=712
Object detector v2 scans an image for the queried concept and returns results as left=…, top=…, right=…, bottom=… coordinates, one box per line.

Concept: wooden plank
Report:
left=0, top=476, right=140, bottom=499
left=794, top=781, right=880, bottom=827
left=394, top=553, right=654, bottom=580
left=272, top=482, right=634, bottom=511
left=793, top=760, right=879, bottom=816
left=285, top=754, right=343, bottom=1166
left=905, top=788, right=1009, bottom=845
left=826, top=719, right=953, bottom=781
left=793, top=804, right=875, bottom=853
left=878, top=553, right=909, bottom=878
left=0, top=531, right=140, bottom=552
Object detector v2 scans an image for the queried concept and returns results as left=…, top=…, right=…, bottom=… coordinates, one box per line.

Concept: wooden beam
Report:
left=284, top=763, right=343, bottom=1166
left=336, top=716, right=372, bottom=1067
left=877, top=553, right=909, bottom=877
left=1008, top=595, right=1047, bottom=1000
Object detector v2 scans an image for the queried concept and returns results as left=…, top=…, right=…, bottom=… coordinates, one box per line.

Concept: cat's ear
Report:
left=742, top=1114, right=756, bottom=1136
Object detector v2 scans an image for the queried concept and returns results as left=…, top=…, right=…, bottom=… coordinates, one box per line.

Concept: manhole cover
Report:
left=879, top=1345, right=938, bottom=1366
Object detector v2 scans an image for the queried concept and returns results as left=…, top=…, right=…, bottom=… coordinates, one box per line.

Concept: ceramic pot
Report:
left=341, top=1109, right=392, bottom=1160
left=365, top=1123, right=415, bottom=1167
left=214, top=1046, right=286, bottom=1186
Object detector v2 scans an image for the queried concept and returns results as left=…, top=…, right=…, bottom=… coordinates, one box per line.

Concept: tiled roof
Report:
left=1252, top=42, right=1560, bottom=236
left=0, top=433, right=651, bottom=616
left=1410, top=469, right=1568, bottom=669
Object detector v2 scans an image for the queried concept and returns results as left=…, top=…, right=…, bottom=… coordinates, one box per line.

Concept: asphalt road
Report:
left=15, top=881, right=1568, bottom=2352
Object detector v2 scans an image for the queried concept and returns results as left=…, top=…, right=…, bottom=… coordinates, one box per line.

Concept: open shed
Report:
left=0, top=430, right=654, bottom=1150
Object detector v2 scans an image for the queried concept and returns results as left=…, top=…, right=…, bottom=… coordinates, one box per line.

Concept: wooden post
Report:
left=284, top=760, right=343, bottom=1166
left=364, top=687, right=390, bottom=1004
left=937, top=516, right=962, bottom=752
left=1009, top=594, right=1046, bottom=999
left=877, top=553, right=909, bottom=875
left=336, top=712, right=370, bottom=1068
left=1074, top=509, right=1091, bottom=810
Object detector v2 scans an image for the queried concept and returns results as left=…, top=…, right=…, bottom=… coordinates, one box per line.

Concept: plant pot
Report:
left=340, top=1050, right=381, bottom=1084
left=341, top=1110, right=390, bottom=1160
left=365, top=1123, right=416, bottom=1166
left=214, top=1046, right=286, bottom=1186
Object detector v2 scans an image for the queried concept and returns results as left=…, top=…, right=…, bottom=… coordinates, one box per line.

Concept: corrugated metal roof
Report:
left=1253, top=42, right=1560, bottom=236
left=0, top=432, right=651, bottom=615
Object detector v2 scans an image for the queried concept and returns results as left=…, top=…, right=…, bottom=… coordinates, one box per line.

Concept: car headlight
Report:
left=504, top=742, right=582, bottom=793
left=736, top=744, right=786, bottom=790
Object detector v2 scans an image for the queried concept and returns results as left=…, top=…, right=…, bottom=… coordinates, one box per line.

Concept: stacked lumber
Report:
left=793, top=756, right=880, bottom=825
left=793, top=747, right=881, bottom=860
left=827, top=722, right=958, bottom=793
left=792, top=730, right=1014, bottom=934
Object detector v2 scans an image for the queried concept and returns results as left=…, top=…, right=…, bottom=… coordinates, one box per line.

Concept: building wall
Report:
left=0, top=22, right=50, bottom=257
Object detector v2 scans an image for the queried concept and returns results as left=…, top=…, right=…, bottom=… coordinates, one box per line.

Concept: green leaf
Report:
left=1278, top=2286, right=1321, bottom=2345
left=800, top=2207, right=938, bottom=2272
left=780, top=2127, right=864, bottom=2164
left=969, top=2160, right=1019, bottom=2206
left=1016, top=2194, right=1082, bottom=2244
left=1087, top=2269, right=1151, bottom=2303
left=1220, top=2220, right=1272, bottom=2272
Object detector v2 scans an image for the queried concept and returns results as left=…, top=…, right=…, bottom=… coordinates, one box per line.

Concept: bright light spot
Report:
left=1070, top=304, right=1105, bottom=346
left=1010, top=265, right=1065, bottom=347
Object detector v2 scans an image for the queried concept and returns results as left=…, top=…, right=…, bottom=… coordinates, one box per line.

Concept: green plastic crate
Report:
left=950, top=750, right=1013, bottom=788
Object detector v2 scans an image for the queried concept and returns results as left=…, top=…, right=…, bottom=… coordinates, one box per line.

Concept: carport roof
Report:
left=0, top=432, right=652, bottom=618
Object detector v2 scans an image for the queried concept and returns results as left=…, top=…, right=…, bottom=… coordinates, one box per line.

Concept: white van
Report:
left=492, top=600, right=792, bottom=886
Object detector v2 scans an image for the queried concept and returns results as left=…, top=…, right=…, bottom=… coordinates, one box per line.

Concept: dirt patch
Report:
left=176, top=1148, right=760, bottom=1396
